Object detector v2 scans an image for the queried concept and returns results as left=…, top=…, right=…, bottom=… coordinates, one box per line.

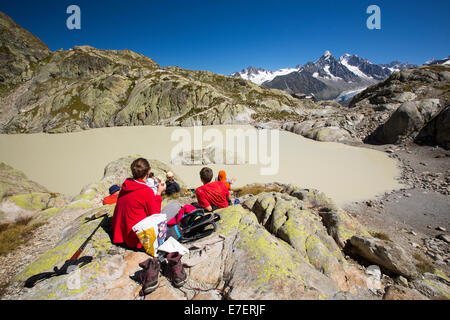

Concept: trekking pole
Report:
left=65, top=215, right=106, bottom=262
left=24, top=215, right=107, bottom=288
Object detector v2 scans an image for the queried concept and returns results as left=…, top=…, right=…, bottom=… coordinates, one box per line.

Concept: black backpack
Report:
left=166, top=208, right=221, bottom=243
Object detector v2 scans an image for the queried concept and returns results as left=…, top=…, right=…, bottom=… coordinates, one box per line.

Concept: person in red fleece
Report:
left=111, top=158, right=166, bottom=249
left=102, top=185, right=121, bottom=205
left=195, top=167, right=231, bottom=212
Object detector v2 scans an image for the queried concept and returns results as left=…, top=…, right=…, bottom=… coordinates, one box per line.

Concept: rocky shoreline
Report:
left=0, top=155, right=448, bottom=300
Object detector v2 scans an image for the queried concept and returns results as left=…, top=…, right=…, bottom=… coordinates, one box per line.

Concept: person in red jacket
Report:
left=195, top=167, right=231, bottom=212
left=103, top=185, right=121, bottom=205
left=111, top=158, right=166, bottom=249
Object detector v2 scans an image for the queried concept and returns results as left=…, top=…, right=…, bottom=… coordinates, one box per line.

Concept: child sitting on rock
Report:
left=145, top=172, right=159, bottom=195
left=215, top=170, right=235, bottom=191
left=103, top=185, right=121, bottom=205
left=164, top=171, right=181, bottom=196
left=194, top=167, right=231, bottom=212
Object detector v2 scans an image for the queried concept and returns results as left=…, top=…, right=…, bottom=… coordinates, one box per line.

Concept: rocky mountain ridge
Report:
left=0, top=12, right=51, bottom=96
left=232, top=51, right=416, bottom=103
left=0, top=12, right=321, bottom=134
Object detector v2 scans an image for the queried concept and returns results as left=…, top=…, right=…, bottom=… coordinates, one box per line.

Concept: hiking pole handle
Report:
left=24, top=272, right=56, bottom=288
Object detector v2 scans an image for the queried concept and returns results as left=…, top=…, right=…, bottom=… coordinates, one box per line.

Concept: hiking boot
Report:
left=140, top=257, right=160, bottom=295
left=167, top=252, right=187, bottom=287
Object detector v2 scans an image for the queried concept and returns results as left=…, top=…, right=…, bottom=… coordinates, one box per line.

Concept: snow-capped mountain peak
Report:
left=231, top=52, right=417, bottom=103
left=316, top=50, right=335, bottom=63
left=338, top=54, right=378, bottom=80
left=231, top=65, right=298, bottom=85
left=323, top=50, right=332, bottom=59
left=424, top=56, right=450, bottom=66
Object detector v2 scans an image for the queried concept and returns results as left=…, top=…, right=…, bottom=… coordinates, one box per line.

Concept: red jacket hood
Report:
left=119, top=178, right=149, bottom=196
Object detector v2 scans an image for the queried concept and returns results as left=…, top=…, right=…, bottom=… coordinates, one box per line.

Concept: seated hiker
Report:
left=194, top=167, right=231, bottom=212
left=215, top=170, right=236, bottom=191
left=145, top=172, right=159, bottom=195
left=111, top=158, right=166, bottom=249
left=103, top=184, right=121, bottom=205
left=165, top=171, right=181, bottom=196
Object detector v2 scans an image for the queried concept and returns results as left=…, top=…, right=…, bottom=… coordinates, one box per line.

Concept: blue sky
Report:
left=1, top=0, right=449, bottom=74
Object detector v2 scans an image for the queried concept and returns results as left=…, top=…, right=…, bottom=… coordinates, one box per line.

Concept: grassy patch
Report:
left=413, top=252, right=435, bottom=274
left=0, top=217, right=46, bottom=256
left=251, top=110, right=301, bottom=122
left=435, top=84, right=450, bottom=92
left=0, top=82, right=19, bottom=99
left=369, top=230, right=392, bottom=241
left=27, top=53, right=54, bottom=73
left=50, top=95, right=91, bottom=121
left=161, top=187, right=191, bottom=200
left=176, top=106, right=207, bottom=123
left=118, top=81, right=137, bottom=107
left=23, top=105, right=41, bottom=119
left=0, top=280, right=9, bottom=299
left=424, top=65, right=450, bottom=73
left=400, top=84, right=415, bottom=92
left=232, top=184, right=281, bottom=198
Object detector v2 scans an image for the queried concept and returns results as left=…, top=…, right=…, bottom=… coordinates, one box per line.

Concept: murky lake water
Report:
left=0, top=125, right=404, bottom=205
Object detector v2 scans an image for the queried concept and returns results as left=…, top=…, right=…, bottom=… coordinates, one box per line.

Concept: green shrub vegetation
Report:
left=0, top=217, right=46, bottom=256
left=369, top=230, right=392, bottom=241
left=232, top=184, right=282, bottom=198
left=413, top=252, right=435, bottom=274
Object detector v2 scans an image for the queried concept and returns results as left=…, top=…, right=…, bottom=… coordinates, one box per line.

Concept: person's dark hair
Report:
left=149, top=172, right=154, bottom=178
left=131, top=158, right=150, bottom=180
left=199, top=167, right=213, bottom=183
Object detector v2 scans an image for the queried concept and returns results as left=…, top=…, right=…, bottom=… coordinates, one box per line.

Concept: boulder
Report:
left=171, top=145, right=246, bottom=166
left=371, top=101, right=422, bottom=144
left=391, top=92, right=417, bottom=103
left=240, top=190, right=374, bottom=296
left=304, top=127, right=353, bottom=143
left=348, top=236, right=418, bottom=278
left=369, top=99, right=441, bottom=144
left=365, top=265, right=383, bottom=293
left=215, top=205, right=343, bottom=299
left=383, top=285, right=428, bottom=300
left=0, top=162, right=49, bottom=199
left=281, top=185, right=371, bottom=248
left=282, top=121, right=354, bottom=143
left=0, top=162, right=68, bottom=224
left=411, top=272, right=450, bottom=299
left=415, top=105, right=450, bottom=149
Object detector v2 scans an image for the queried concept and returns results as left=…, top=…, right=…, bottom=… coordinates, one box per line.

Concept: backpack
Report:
left=166, top=208, right=221, bottom=243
